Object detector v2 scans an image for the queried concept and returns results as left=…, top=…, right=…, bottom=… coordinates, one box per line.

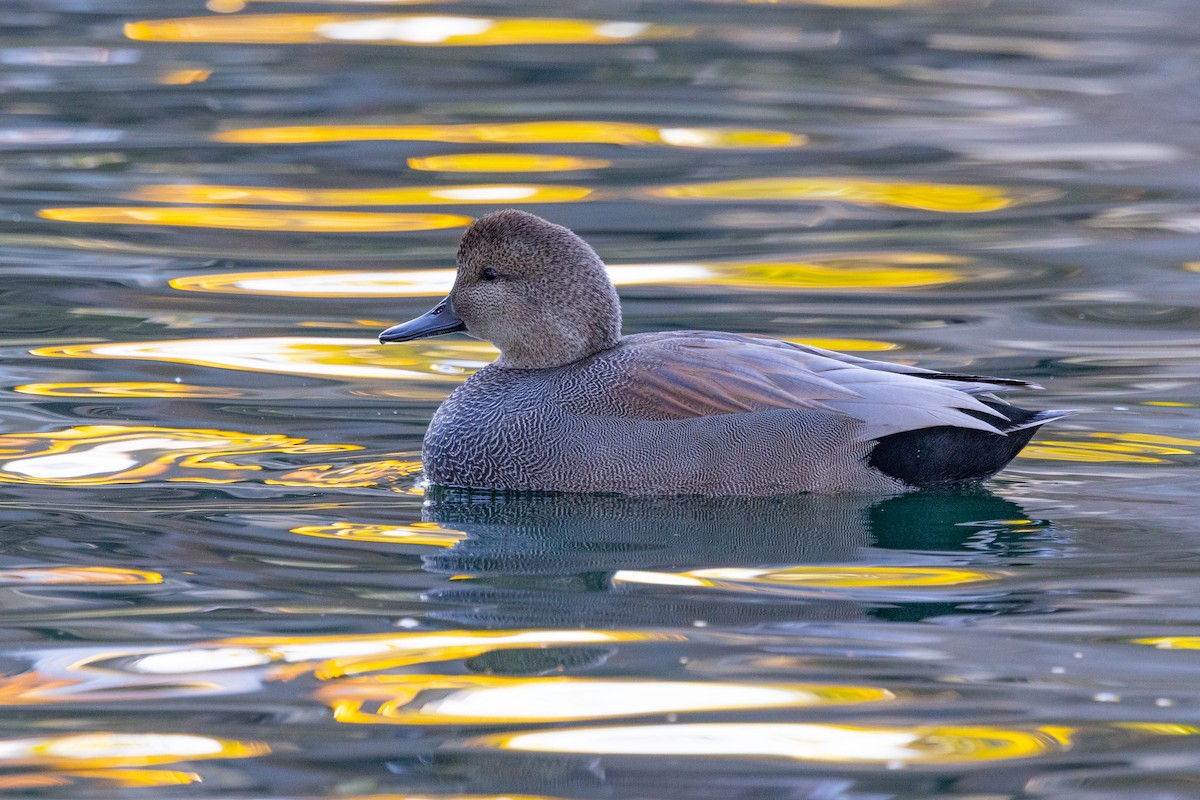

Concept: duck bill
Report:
left=378, top=297, right=467, bottom=343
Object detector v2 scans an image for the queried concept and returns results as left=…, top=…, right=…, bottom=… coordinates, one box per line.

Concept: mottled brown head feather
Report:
left=450, top=209, right=622, bottom=369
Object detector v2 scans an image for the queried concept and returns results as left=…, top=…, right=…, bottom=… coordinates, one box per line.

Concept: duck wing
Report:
left=778, top=339, right=1041, bottom=393
left=565, top=331, right=1032, bottom=441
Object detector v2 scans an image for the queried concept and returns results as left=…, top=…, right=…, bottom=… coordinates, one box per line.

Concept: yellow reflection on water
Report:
left=649, top=177, right=1037, bottom=212
left=56, top=769, right=200, bottom=787
left=33, top=337, right=495, bottom=381
left=129, top=183, right=591, bottom=206
left=320, top=675, right=894, bottom=725
left=0, top=776, right=68, bottom=791
left=1097, top=432, right=1200, bottom=446
left=214, top=120, right=803, bottom=148
left=170, top=253, right=964, bottom=299
left=38, top=207, right=471, bottom=233
left=127, top=630, right=669, bottom=681
left=1115, top=722, right=1200, bottom=736
left=0, top=567, right=162, bottom=586
left=614, top=565, right=1000, bottom=593
left=292, top=521, right=466, bottom=546
left=126, top=14, right=687, bottom=46
left=125, top=628, right=667, bottom=681
left=0, top=732, right=267, bottom=768
left=268, top=459, right=421, bottom=490
left=476, top=722, right=1071, bottom=763
left=1113, top=724, right=1200, bottom=743
left=60, top=768, right=200, bottom=786
left=786, top=338, right=898, bottom=352
left=0, top=768, right=200, bottom=790
left=14, top=382, right=239, bottom=399
left=1019, top=432, right=1200, bottom=464
left=409, top=153, right=610, bottom=172
left=307, top=630, right=669, bottom=680
left=709, top=253, right=969, bottom=289
left=158, top=68, right=211, bottom=85
left=0, top=425, right=356, bottom=486
left=1134, top=636, right=1200, bottom=650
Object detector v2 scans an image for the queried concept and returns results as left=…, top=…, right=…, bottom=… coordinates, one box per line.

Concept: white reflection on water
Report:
left=129, top=630, right=644, bottom=675
left=130, top=648, right=274, bottom=674
left=0, top=732, right=267, bottom=766
left=498, top=722, right=919, bottom=760
left=316, top=16, right=495, bottom=43
left=477, top=722, right=1073, bottom=763
left=33, top=337, right=492, bottom=381
left=451, top=682, right=773, bottom=718
left=171, top=264, right=710, bottom=296
left=5, top=437, right=213, bottom=479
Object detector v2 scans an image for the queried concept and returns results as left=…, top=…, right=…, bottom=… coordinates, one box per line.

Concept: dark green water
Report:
left=1, top=1, right=1199, bottom=797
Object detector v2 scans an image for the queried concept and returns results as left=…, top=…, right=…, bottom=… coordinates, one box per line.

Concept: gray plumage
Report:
left=379, top=209, right=1073, bottom=496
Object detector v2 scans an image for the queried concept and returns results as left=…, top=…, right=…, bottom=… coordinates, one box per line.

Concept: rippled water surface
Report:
left=2, top=1, right=1200, bottom=797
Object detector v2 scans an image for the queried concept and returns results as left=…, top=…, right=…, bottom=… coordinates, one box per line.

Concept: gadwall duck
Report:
left=380, top=210, right=1071, bottom=496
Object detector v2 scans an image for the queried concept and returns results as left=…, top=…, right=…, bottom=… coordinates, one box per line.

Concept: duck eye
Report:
left=480, top=267, right=500, bottom=281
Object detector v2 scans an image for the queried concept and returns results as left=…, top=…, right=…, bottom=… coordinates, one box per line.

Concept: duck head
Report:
left=379, top=209, right=622, bottom=369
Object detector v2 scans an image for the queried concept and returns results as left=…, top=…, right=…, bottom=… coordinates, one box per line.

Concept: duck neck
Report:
left=494, top=324, right=620, bottom=370
left=493, top=297, right=622, bottom=370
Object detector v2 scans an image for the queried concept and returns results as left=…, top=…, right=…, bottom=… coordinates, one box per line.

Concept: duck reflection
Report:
left=420, top=488, right=1052, bottom=629
left=424, top=487, right=1042, bottom=572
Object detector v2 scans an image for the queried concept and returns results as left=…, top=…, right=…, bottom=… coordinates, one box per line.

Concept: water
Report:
left=1, top=0, right=1199, bottom=797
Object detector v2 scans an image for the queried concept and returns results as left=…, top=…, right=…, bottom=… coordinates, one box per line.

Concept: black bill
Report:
left=378, top=298, right=466, bottom=343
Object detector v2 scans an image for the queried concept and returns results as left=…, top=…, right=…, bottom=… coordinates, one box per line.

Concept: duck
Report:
left=379, top=209, right=1071, bottom=496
